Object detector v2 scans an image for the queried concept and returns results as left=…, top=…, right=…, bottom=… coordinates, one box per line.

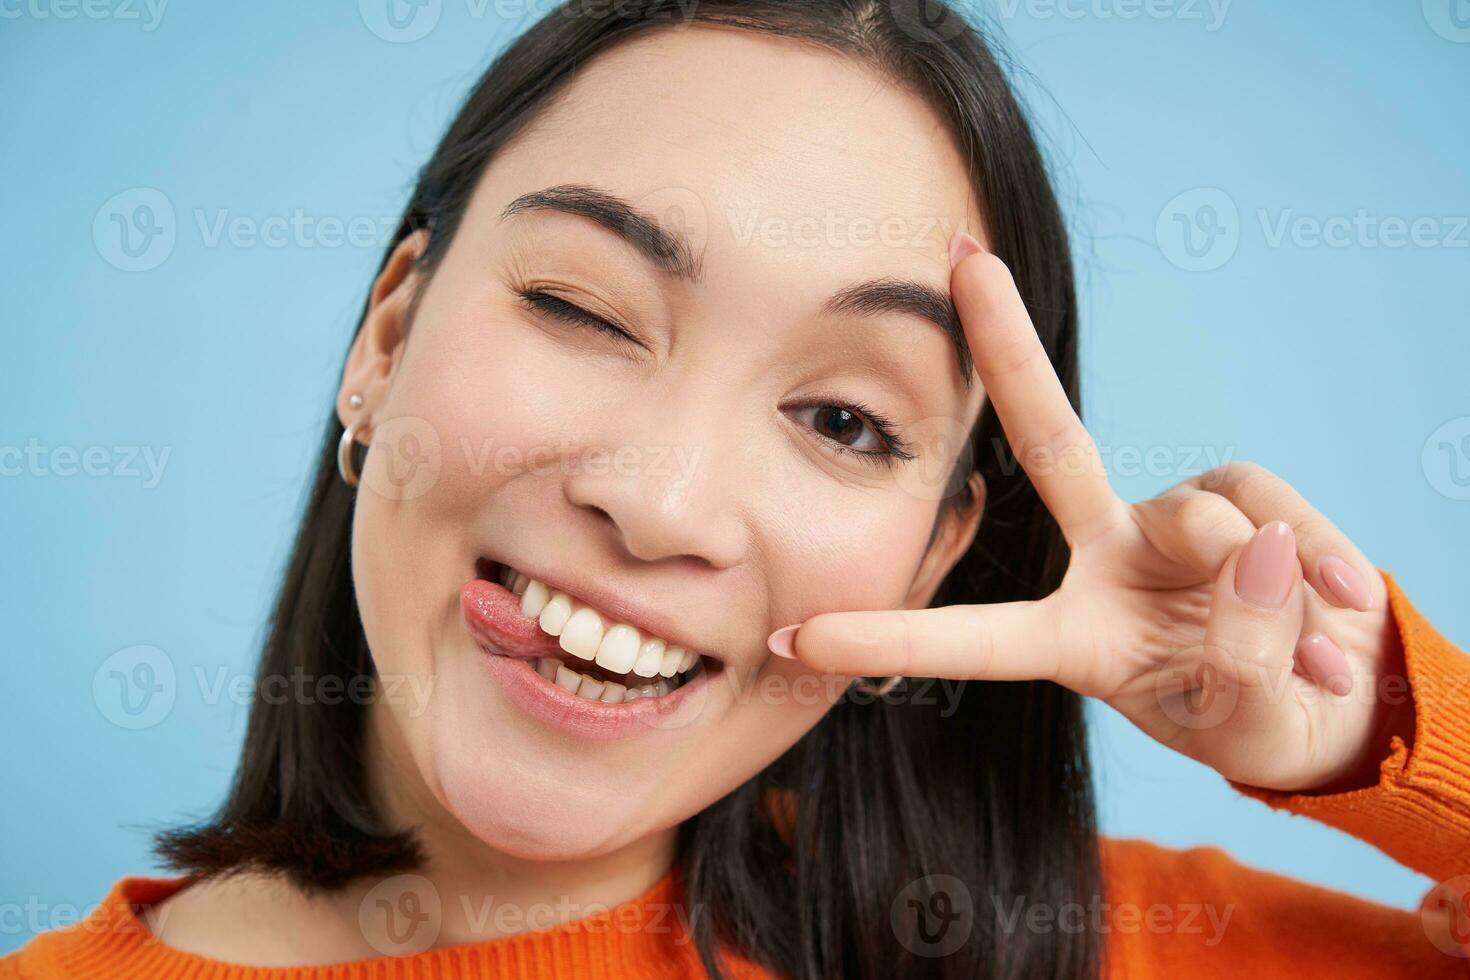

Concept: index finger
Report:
left=952, top=244, right=1122, bottom=543
left=788, top=598, right=1079, bottom=688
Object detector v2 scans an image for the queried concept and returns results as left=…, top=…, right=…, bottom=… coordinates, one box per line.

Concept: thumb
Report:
left=766, top=598, right=1070, bottom=685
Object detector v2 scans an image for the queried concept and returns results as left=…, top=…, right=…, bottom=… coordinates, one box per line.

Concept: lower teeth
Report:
left=534, top=657, right=680, bottom=702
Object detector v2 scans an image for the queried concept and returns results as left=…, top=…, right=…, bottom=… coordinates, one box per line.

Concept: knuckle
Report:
left=966, top=617, right=996, bottom=676
left=983, top=323, right=1038, bottom=377
left=1193, top=463, right=1231, bottom=492
left=1021, top=416, right=1094, bottom=476
left=1175, top=491, right=1232, bottom=540
left=895, top=609, right=919, bottom=675
left=1286, top=514, right=1332, bottom=547
left=1173, top=489, right=1214, bottom=526
left=1233, top=466, right=1282, bottom=503
left=1204, top=459, right=1265, bottom=495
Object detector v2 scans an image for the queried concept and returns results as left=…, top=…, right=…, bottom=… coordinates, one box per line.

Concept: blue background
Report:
left=2, top=0, right=1467, bottom=952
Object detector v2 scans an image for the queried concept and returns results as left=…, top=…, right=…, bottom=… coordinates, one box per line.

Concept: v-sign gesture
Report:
left=771, top=232, right=1411, bottom=794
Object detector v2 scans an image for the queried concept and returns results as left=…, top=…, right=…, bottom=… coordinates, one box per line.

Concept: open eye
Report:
left=788, top=401, right=914, bottom=465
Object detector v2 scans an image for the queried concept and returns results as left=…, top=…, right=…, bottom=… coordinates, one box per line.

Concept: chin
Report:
left=430, top=738, right=654, bottom=861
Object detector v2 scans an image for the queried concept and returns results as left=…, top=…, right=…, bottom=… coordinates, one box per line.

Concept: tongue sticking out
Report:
left=460, top=573, right=672, bottom=688
left=461, top=576, right=564, bottom=658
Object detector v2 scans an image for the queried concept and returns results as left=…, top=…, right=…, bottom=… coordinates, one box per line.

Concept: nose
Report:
left=561, top=398, right=748, bottom=570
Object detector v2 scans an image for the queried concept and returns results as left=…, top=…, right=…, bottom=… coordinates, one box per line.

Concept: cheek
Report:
left=767, top=491, right=937, bottom=619
left=369, top=306, right=606, bottom=524
left=347, top=304, right=582, bottom=679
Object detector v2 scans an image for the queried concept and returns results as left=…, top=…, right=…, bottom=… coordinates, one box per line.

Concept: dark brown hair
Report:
left=156, top=2, right=1101, bottom=977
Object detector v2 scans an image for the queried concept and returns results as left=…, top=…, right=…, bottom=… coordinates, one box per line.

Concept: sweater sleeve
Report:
left=1229, top=569, right=1470, bottom=883
left=1101, top=837, right=1468, bottom=977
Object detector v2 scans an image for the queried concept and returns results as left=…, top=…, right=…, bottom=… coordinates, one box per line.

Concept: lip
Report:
left=461, top=573, right=716, bottom=741
left=478, top=555, right=719, bottom=665
left=475, top=644, right=713, bottom=740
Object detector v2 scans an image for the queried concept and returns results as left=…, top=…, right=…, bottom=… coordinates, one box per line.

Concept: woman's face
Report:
left=339, top=26, right=989, bottom=862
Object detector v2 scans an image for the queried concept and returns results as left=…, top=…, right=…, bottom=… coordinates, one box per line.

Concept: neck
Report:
left=353, top=700, right=679, bottom=951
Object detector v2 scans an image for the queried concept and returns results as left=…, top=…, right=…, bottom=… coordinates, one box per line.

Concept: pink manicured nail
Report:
left=949, top=230, right=982, bottom=269
left=767, top=624, right=800, bottom=659
left=1295, top=632, right=1353, bottom=696
left=1234, top=521, right=1296, bottom=608
left=1319, top=555, right=1373, bottom=612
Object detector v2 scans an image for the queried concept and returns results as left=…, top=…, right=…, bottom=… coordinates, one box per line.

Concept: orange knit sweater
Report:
left=6, top=570, right=1468, bottom=978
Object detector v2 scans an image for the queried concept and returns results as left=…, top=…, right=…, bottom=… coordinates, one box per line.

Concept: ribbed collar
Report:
left=19, top=869, right=740, bottom=979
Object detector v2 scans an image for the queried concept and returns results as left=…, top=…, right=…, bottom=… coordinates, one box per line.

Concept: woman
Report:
left=7, top=1, right=1465, bottom=977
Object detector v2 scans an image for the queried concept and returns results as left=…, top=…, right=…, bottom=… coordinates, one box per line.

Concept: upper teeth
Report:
left=499, top=565, right=700, bottom=680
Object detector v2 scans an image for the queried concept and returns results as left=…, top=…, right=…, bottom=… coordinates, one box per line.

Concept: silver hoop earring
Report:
left=338, top=420, right=363, bottom=487
left=852, top=675, right=903, bottom=697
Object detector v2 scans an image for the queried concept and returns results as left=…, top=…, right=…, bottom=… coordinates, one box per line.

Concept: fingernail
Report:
left=1296, top=632, right=1353, bottom=696
left=1234, top=520, right=1296, bottom=608
left=1319, top=555, right=1373, bottom=612
left=767, top=624, right=800, bottom=659
left=949, top=230, right=982, bottom=269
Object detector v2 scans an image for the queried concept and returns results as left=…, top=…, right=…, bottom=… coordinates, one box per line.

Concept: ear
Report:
left=903, top=469, right=987, bottom=609
left=335, top=229, right=430, bottom=430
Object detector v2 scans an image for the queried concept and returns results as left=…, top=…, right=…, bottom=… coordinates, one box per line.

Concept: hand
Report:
left=774, top=237, right=1411, bottom=794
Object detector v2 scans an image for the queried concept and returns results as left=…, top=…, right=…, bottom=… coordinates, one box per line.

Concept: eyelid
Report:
left=515, top=288, right=648, bottom=351
left=514, top=278, right=916, bottom=467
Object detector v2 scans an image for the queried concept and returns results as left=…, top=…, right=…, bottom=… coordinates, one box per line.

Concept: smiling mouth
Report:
left=473, top=558, right=711, bottom=703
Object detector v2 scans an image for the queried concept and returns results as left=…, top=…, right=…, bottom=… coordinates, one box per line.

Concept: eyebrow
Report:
left=500, top=183, right=973, bottom=389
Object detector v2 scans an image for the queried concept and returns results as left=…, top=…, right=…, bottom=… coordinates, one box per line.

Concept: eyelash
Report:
left=804, top=400, right=916, bottom=467
left=516, top=289, right=640, bottom=346
left=516, top=288, right=914, bottom=466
